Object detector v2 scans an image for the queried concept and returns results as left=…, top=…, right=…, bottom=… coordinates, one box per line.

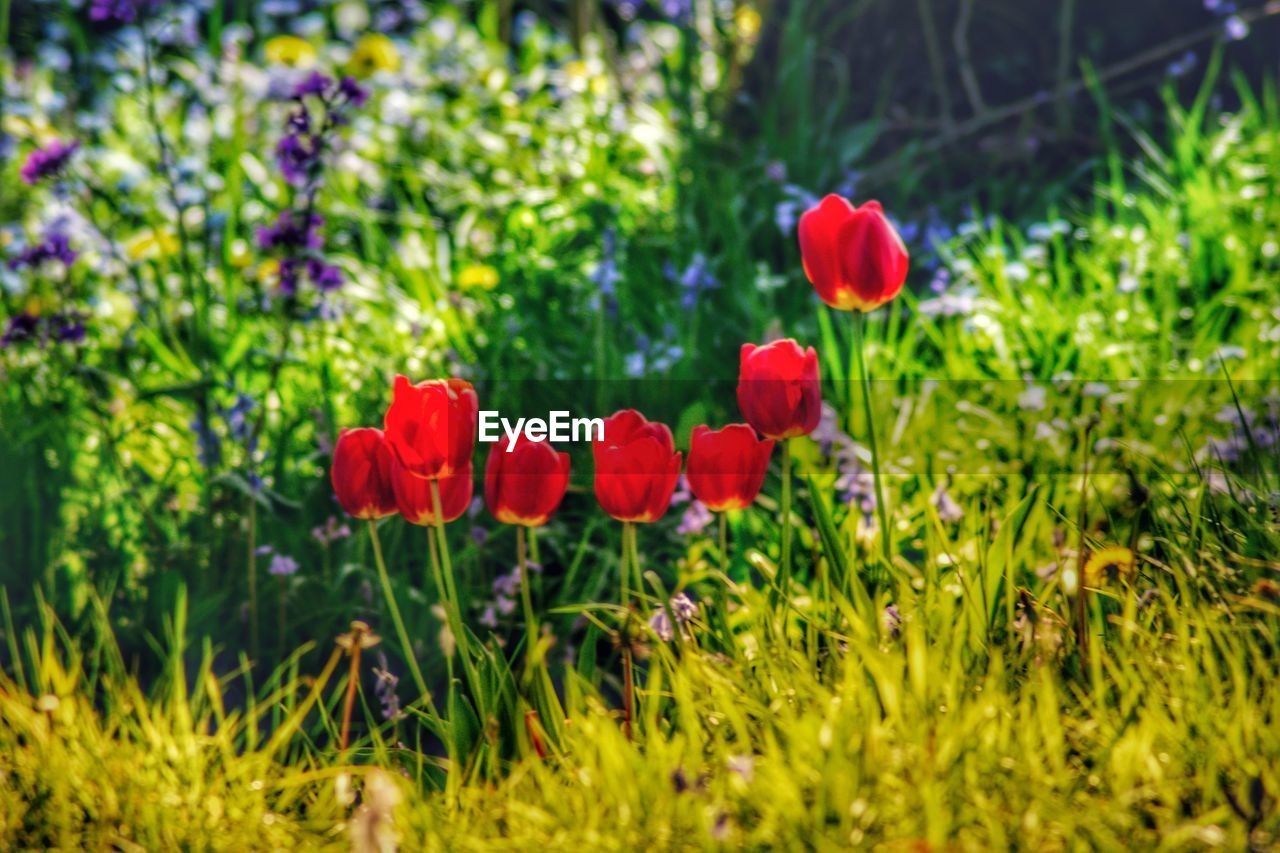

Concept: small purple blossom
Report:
left=882, top=604, right=901, bottom=639
left=20, top=139, right=80, bottom=185
left=306, top=258, right=343, bottom=291
left=373, top=651, right=404, bottom=721
left=0, top=314, right=40, bottom=348
left=338, top=76, right=370, bottom=106
left=269, top=554, right=300, bottom=577
left=257, top=211, right=324, bottom=251
left=312, top=515, right=352, bottom=545
left=677, top=499, right=713, bottom=535
left=292, top=72, right=334, bottom=99
left=929, top=482, right=964, bottom=523
left=8, top=231, right=78, bottom=270
left=88, top=0, right=140, bottom=25
left=668, top=252, right=718, bottom=311
left=594, top=227, right=621, bottom=318
left=649, top=593, right=697, bottom=642
left=1223, top=15, right=1249, bottom=41
left=52, top=312, right=87, bottom=343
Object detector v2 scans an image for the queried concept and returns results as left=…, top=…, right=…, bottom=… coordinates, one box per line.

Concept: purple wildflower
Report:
left=882, top=604, right=902, bottom=639
left=929, top=482, right=964, bottom=523
left=20, top=139, right=80, bottom=185
left=0, top=314, right=40, bottom=347
left=677, top=499, right=713, bottom=535
left=51, top=312, right=87, bottom=343
left=191, top=412, right=222, bottom=469
left=311, top=516, right=352, bottom=545
left=594, top=227, right=621, bottom=318
left=373, top=651, right=404, bottom=721
left=338, top=76, right=369, bottom=107
left=268, top=554, right=300, bottom=577
left=256, top=210, right=324, bottom=251
left=275, top=133, right=317, bottom=185
left=649, top=593, right=697, bottom=642
left=88, top=0, right=139, bottom=24
left=292, top=71, right=334, bottom=99
left=8, top=231, right=78, bottom=270
left=306, top=258, right=343, bottom=291
left=669, top=252, right=718, bottom=311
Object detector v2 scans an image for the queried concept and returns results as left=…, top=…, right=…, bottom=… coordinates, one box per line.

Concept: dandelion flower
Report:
left=123, top=228, right=180, bottom=261
left=1082, top=546, right=1137, bottom=588
left=264, top=35, right=317, bottom=68
left=350, top=33, right=400, bottom=77
left=458, top=263, right=500, bottom=291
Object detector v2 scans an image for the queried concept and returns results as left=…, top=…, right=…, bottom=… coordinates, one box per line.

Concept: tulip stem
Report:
left=517, top=525, right=539, bottom=672
left=777, top=440, right=793, bottom=610
left=718, top=511, right=729, bottom=577
left=853, top=311, right=893, bottom=569
left=628, top=522, right=644, bottom=599
left=368, top=519, right=431, bottom=707
left=619, top=522, right=632, bottom=607
left=430, top=478, right=477, bottom=691
left=716, top=511, right=732, bottom=644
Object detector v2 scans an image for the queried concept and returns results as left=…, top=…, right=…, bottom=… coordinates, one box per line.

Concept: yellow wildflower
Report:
left=735, top=5, right=762, bottom=42
left=1083, top=546, right=1137, bottom=588
left=257, top=258, right=281, bottom=285
left=124, top=228, right=180, bottom=261
left=458, top=263, right=500, bottom=291
left=264, top=35, right=317, bottom=68
left=350, top=33, right=400, bottom=77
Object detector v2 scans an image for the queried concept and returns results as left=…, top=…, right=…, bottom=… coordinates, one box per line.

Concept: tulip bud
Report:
left=485, top=435, right=571, bottom=527
left=593, top=409, right=683, bottom=523
left=330, top=428, right=398, bottom=519
left=392, top=461, right=474, bottom=526
left=686, top=424, right=774, bottom=512
left=737, top=339, right=822, bottom=440
left=383, top=375, right=478, bottom=479
left=799, top=194, right=908, bottom=311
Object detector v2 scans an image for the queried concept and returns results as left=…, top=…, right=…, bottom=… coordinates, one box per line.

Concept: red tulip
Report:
left=331, top=427, right=398, bottom=519
left=485, top=435, right=571, bottom=527
left=798, top=194, right=908, bottom=312
left=392, top=460, right=474, bottom=526
left=686, top=424, right=774, bottom=512
left=383, top=375, right=478, bottom=479
left=737, top=339, right=822, bottom=439
left=593, top=409, right=682, bottom=523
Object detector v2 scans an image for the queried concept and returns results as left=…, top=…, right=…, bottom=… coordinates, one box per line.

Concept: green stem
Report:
left=368, top=519, right=431, bottom=706
left=517, top=525, right=539, bottom=672
left=619, top=521, right=632, bottom=607
left=716, top=511, right=732, bottom=644
left=853, top=311, right=893, bottom=568
left=430, top=479, right=477, bottom=691
left=718, top=511, right=729, bottom=578
left=777, top=440, right=793, bottom=605
left=629, top=522, right=644, bottom=600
